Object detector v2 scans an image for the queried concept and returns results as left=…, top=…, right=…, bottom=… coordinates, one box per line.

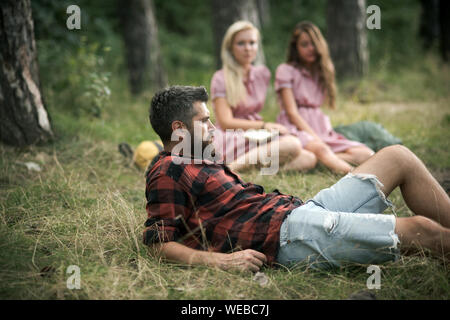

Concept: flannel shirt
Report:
left=143, top=151, right=303, bottom=265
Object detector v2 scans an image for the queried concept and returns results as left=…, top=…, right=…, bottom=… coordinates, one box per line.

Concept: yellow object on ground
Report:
left=133, top=140, right=163, bottom=170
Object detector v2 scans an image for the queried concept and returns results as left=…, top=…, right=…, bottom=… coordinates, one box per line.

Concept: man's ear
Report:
left=171, top=120, right=187, bottom=140
left=171, top=120, right=184, bottom=132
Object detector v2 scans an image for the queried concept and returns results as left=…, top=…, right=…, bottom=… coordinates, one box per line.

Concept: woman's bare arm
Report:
left=214, top=97, right=264, bottom=130
left=214, top=97, right=288, bottom=134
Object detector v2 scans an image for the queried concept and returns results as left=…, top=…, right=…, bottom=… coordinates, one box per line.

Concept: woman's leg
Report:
left=279, top=136, right=317, bottom=171
left=305, top=140, right=354, bottom=174
left=336, top=146, right=375, bottom=165
left=229, top=135, right=316, bottom=172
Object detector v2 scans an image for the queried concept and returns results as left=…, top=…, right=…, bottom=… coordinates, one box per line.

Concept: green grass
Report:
left=1, top=54, right=449, bottom=300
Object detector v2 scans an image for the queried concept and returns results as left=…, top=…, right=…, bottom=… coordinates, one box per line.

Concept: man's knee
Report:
left=380, top=144, right=411, bottom=157
left=379, top=144, right=416, bottom=169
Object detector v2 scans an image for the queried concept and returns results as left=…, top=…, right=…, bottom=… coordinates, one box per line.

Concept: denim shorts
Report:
left=276, top=173, right=401, bottom=269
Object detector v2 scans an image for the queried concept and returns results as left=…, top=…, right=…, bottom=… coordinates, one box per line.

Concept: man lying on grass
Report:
left=143, top=85, right=450, bottom=272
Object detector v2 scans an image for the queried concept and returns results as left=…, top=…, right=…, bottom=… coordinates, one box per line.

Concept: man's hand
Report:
left=215, top=249, right=267, bottom=273
left=151, top=242, right=267, bottom=273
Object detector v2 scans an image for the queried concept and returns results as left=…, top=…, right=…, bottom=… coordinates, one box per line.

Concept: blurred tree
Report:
left=418, top=0, right=439, bottom=50
left=418, top=0, right=449, bottom=62
left=439, top=0, right=450, bottom=61
left=119, top=0, right=166, bottom=95
left=211, top=0, right=265, bottom=69
left=0, top=0, right=53, bottom=146
left=256, top=0, right=271, bottom=27
left=326, top=0, right=368, bottom=79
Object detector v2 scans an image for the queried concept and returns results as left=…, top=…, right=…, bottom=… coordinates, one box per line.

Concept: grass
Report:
left=1, top=54, right=449, bottom=300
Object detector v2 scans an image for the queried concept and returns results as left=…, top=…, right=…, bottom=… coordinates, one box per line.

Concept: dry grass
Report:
left=1, top=59, right=449, bottom=300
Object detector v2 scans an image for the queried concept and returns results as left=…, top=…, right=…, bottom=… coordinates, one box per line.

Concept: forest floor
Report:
left=1, top=58, right=449, bottom=300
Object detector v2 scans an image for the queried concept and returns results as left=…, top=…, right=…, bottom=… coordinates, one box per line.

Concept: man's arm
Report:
left=150, top=241, right=267, bottom=273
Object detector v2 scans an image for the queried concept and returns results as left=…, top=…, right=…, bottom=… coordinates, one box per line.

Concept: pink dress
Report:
left=275, top=63, right=363, bottom=153
left=211, top=65, right=271, bottom=163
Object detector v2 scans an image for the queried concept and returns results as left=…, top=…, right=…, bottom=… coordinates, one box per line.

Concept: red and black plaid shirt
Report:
left=143, top=151, right=303, bottom=265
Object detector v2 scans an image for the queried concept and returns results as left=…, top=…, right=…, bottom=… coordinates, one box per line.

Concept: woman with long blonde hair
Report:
left=211, top=20, right=317, bottom=173
left=275, top=21, right=374, bottom=173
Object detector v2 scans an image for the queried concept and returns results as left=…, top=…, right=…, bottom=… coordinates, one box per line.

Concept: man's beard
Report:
left=189, top=136, right=216, bottom=160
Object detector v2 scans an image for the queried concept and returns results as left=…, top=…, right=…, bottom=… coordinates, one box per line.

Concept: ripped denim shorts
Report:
left=276, top=173, right=401, bottom=269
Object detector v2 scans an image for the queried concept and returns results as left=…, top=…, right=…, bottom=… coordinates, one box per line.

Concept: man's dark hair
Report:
left=149, top=86, right=209, bottom=143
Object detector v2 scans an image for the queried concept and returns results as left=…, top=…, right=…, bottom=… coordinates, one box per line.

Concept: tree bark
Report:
left=119, top=0, right=167, bottom=95
left=0, top=0, right=53, bottom=146
left=326, top=0, right=368, bottom=79
left=418, top=0, right=439, bottom=50
left=211, top=0, right=265, bottom=69
left=256, top=0, right=271, bottom=27
left=439, top=0, right=450, bottom=62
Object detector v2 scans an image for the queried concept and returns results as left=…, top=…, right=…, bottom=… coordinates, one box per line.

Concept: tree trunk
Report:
left=418, top=0, right=439, bottom=50
left=326, top=0, right=368, bottom=79
left=0, top=0, right=53, bottom=146
left=211, top=0, right=265, bottom=69
left=119, top=0, right=167, bottom=95
left=439, top=0, right=450, bottom=62
left=256, top=0, right=271, bottom=27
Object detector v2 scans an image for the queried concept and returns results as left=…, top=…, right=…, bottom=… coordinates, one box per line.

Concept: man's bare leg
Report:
left=352, top=145, right=450, bottom=227
left=351, top=145, right=450, bottom=256
left=394, top=215, right=450, bottom=256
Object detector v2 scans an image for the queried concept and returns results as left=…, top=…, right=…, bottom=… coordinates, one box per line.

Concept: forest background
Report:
left=0, top=0, right=449, bottom=300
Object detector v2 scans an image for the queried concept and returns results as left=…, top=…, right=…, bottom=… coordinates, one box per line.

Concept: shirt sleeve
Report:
left=143, top=174, right=193, bottom=245
left=210, top=70, right=227, bottom=101
left=275, top=63, right=294, bottom=92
